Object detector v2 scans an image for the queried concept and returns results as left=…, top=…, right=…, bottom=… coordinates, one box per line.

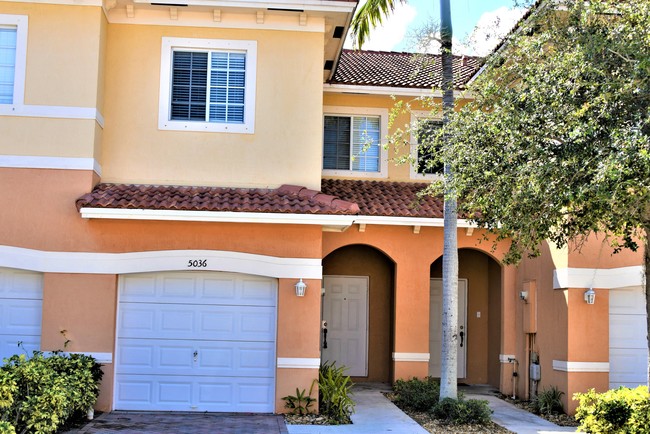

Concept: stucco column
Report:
left=41, top=273, right=118, bottom=411
left=499, top=265, right=517, bottom=395
left=275, top=278, right=321, bottom=413
left=392, top=259, right=431, bottom=381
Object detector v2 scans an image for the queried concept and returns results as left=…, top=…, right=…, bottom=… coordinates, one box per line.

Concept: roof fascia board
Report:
left=323, top=83, right=472, bottom=98
left=3, top=0, right=102, bottom=5
left=132, top=0, right=357, bottom=13
left=79, top=207, right=477, bottom=228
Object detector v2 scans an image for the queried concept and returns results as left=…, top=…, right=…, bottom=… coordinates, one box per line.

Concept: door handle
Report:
left=459, top=331, right=464, bottom=348
left=322, top=328, right=328, bottom=349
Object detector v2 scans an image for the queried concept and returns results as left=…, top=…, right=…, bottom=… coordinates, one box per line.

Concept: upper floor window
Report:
left=159, top=37, right=256, bottom=134
left=0, top=14, right=27, bottom=108
left=322, top=106, right=388, bottom=178
left=410, top=112, right=443, bottom=180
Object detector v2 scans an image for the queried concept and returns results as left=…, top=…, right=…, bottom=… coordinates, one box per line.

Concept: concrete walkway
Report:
left=463, top=385, right=579, bottom=434
left=288, top=383, right=579, bottom=434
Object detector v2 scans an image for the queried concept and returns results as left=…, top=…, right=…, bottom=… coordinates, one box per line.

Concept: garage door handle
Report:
left=193, top=350, right=198, bottom=361
left=322, top=328, right=328, bottom=349
left=459, top=331, right=464, bottom=348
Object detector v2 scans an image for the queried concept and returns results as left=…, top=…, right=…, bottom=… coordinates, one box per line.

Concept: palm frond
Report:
left=350, top=0, right=407, bottom=49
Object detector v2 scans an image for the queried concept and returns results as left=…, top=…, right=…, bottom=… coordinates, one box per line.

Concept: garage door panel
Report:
left=0, top=269, right=42, bottom=299
left=121, top=273, right=275, bottom=307
left=610, top=348, right=649, bottom=386
left=1, top=337, right=40, bottom=360
left=610, top=314, right=647, bottom=349
left=118, top=338, right=274, bottom=377
left=116, top=375, right=274, bottom=412
left=119, top=304, right=275, bottom=341
left=0, top=300, right=42, bottom=332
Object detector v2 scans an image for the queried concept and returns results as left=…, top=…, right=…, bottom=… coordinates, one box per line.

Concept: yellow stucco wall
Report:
left=100, top=24, right=324, bottom=189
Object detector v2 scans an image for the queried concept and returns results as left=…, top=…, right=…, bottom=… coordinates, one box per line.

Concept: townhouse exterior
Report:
left=0, top=0, right=646, bottom=415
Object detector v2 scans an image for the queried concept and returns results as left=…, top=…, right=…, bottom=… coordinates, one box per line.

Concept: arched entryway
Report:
left=430, top=248, right=502, bottom=387
left=322, top=244, right=395, bottom=383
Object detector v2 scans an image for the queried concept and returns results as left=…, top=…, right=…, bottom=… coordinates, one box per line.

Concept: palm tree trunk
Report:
left=439, top=0, right=458, bottom=400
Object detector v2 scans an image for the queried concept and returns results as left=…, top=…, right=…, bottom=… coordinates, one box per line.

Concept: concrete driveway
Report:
left=65, top=412, right=288, bottom=434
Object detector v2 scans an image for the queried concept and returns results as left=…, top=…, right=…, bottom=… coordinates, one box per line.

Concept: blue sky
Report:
left=345, top=0, right=528, bottom=55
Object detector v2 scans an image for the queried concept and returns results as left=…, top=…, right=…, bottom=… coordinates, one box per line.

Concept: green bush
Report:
left=574, top=386, right=650, bottom=434
left=431, top=397, right=492, bottom=425
left=533, top=386, right=565, bottom=415
left=317, top=362, right=355, bottom=424
left=0, top=421, right=15, bottom=434
left=0, top=352, right=103, bottom=434
left=393, top=377, right=440, bottom=411
left=282, top=387, right=316, bottom=415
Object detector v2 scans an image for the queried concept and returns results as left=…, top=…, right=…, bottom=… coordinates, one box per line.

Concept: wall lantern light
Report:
left=584, top=288, right=596, bottom=305
left=520, top=291, right=528, bottom=302
left=295, top=279, right=307, bottom=297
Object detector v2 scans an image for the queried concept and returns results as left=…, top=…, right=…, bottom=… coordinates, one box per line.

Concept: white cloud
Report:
left=465, top=7, right=528, bottom=56
left=344, top=1, right=417, bottom=51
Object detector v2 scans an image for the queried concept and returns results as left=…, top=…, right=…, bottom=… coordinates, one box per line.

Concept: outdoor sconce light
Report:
left=584, top=288, right=596, bottom=305
left=295, top=279, right=307, bottom=297
left=520, top=291, right=528, bottom=302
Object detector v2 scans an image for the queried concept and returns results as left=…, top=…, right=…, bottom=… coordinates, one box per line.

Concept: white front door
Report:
left=115, top=271, right=277, bottom=412
left=0, top=268, right=43, bottom=360
left=429, top=278, right=467, bottom=378
left=609, top=285, right=649, bottom=389
left=321, top=276, right=369, bottom=377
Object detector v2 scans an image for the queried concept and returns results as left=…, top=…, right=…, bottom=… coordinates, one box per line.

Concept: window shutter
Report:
left=171, top=51, right=208, bottom=121
left=0, top=27, right=17, bottom=104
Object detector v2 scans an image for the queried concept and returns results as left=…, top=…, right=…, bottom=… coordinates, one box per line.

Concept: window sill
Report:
left=322, top=169, right=387, bottom=179
left=158, top=119, right=254, bottom=134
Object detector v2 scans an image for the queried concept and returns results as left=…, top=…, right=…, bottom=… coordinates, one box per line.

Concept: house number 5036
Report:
left=187, top=259, right=207, bottom=268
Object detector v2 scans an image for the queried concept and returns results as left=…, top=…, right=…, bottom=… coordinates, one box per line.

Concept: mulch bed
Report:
left=283, top=414, right=348, bottom=425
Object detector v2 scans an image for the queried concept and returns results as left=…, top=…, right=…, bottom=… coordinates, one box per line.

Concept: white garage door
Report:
left=0, top=268, right=43, bottom=361
left=115, top=272, right=277, bottom=412
left=610, top=286, right=649, bottom=389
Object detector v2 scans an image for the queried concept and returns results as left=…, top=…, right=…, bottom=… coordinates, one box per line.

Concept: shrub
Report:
left=282, top=387, right=316, bottom=415
left=393, top=377, right=440, bottom=411
left=574, top=386, right=650, bottom=434
left=431, top=397, right=492, bottom=425
left=0, top=352, right=103, bottom=434
left=317, top=362, right=355, bottom=424
left=532, top=386, right=564, bottom=415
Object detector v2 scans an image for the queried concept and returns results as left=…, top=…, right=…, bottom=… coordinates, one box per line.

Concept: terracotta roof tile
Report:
left=321, top=179, right=443, bottom=218
left=76, top=183, right=360, bottom=215
left=76, top=180, right=445, bottom=219
left=330, top=49, right=483, bottom=89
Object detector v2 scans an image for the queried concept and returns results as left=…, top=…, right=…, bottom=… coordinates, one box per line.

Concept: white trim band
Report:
left=0, top=156, right=102, bottom=176
left=552, top=360, right=609, bottom=373
left=553, top=266, right=644, bottom=289
left=43, top=351, right=113, bottom=364
left=0, top=245, right=322, bottom=279
left=392, top=352, right=430, bottom=362
left=323, top=83, right=472, bottom=98
left=0, top=104, right=105, bottom=128
left=277, top=358, right=321, bottom=369
left=499, top=354, right=517, bottom=363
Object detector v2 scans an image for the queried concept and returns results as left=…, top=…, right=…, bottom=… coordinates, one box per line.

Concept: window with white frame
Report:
left=159, top=37, right=256, bottom=134
left=0, top=14, right=27, bottom=107
left=410, top=113, right=443, bottom=179
left=322, top=107, right=388, bottom=178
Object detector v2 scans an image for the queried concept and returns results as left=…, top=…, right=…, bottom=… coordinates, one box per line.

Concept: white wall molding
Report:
left=324, top=83, right=472, bottom=99
left=0, top=104, right=105, bottom=128
left=553, top=266, right=644, bottom=290
left=552, top=360, right=609, bottom=373
left=0, top=156, right=102, bottom=176
left=0, top=245, right=322, bottom=279
left=277, top=357, right=320, bottom=369
left=392, top=352, right=430, bottom=362
left=499, top=354, right=516, bottom=363
left=43, top=351, right=113, bottom=364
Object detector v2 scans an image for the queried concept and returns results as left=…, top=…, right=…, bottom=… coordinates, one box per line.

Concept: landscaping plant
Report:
left=282, top=387, right=316, bottom=416
left=574, top=386, right=650, bottom=434
left=532, top=386, right=564, bottom=415
left=393, top=377, right=440, bottom=411
left=0, top=352, right=103, bottom=434
left=317, top=362, right=354, bottom=424
left=431, top=396, right=492, bottom=425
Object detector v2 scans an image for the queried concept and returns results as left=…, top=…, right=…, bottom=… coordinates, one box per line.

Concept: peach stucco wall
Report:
left=41, top=273, right=118, bottom=411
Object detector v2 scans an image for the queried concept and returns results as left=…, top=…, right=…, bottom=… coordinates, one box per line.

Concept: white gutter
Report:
left=79, top=207, right=478, bottom=230
left=323, top=83, right=472, bottom=99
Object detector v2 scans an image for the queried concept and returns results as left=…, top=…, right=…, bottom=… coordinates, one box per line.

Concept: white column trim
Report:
left=0, top=245, right=322, bottom=279
left=0, top=156, right=102, bottom=176
left=553, top=266, right=644, bottom=289
left=43, top=351, right=113, bottom=364
left=277, top=358, right=320, bottom=369
left=392, top=352, right=430, bottom=362
left=499, top=354, right=516, bottom=363
left=552, top=360, right=609, bottom=372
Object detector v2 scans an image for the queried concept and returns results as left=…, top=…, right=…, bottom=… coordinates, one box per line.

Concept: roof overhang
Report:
left=79, top=207, right=478, bottom=233
left=323, top=83, right=472, bottom=98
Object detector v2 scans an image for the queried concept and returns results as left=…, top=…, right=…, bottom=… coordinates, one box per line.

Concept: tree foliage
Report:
left=423, top=0, right=650, bottom=264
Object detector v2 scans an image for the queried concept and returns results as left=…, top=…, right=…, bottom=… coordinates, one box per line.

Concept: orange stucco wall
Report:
left=41, top=273, right=118, bottom=411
